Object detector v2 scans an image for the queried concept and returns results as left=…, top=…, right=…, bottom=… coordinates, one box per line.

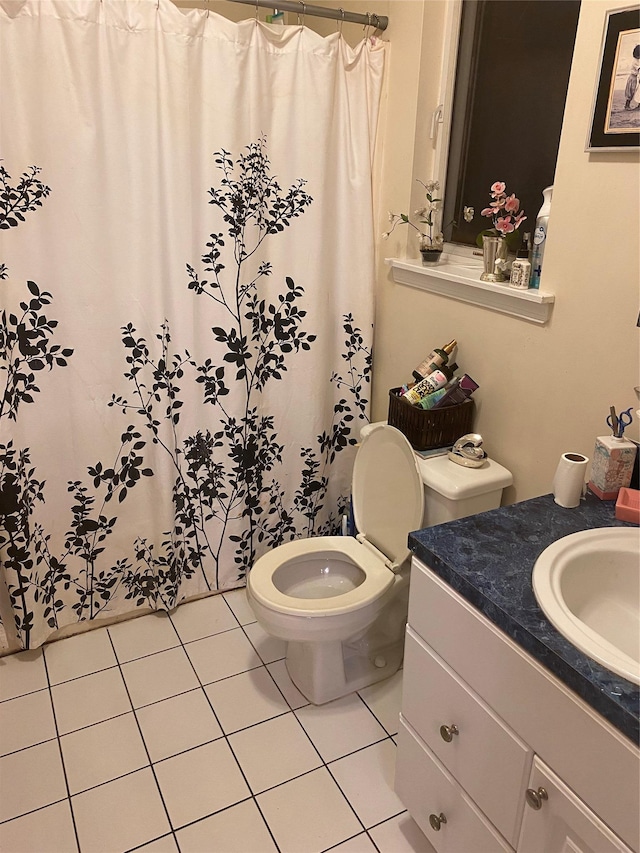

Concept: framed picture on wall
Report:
left=586, top=5, right=640, bottom=151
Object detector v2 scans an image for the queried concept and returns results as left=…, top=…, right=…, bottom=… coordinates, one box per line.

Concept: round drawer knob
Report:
left=525, top=787, right=549, bottom=810
left=439, top=724, right=459, bottom=743
left=429, top=812, right=447, bottom=831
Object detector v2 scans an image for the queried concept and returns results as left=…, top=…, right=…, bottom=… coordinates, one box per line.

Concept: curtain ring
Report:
left=297, top=1, right=305, bottom=26
left=255, top=0, right=260, bottom=21
left=206, top=0, right=210, bottom=18
left=338, top=8, right=344, bottom=34
left=364, top=11, right=371, bottom=39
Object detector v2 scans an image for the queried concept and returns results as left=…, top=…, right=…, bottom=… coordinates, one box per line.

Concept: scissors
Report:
left=606, top=407, right=633, bottom=438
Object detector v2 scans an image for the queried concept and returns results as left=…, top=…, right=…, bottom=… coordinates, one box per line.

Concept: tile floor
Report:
left=0, top=589, right=436, bottom=853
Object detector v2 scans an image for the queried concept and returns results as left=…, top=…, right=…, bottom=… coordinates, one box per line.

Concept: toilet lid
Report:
left=352, top=424, right=424, bottom=571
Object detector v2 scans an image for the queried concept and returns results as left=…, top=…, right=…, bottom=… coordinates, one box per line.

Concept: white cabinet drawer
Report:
left=395, top=716, right=513, bottom=853
left=402, top=627, right=532, bottom=846
left=518, top=756, right=634, bottom=853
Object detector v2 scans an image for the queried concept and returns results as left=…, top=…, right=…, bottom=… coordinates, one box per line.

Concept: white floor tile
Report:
left=51, top=667, right=131, bottom=735
left=43, top=628, right=116, bottom=685
left=176, top=799, right=277, bottom=853
left=358, top=670, right=403, bottom=735
left=72, top=768, right=170, bottom=853
left=169, top=593, right=238, bottom=643
left=185, top=627, right=261, bottom=685
left=204, top=666, right=288, bottom=734
left=0, top=689, right=57, bottom=756
left=330, top=833, right=378, bottom=853
left=154, top=739, right=250, bottom=830
left=0, top=740, right=68, bottom=823
left=136, top=688, right=222, bottom=762
left=121, top=646, right=199, bottom=708
left=229, top=712, right=322, bottom=794
left=243, top=621, right=287, bottom=664
left=108, top=612, right=179, bottom=663
left=0, top=800, right=78, bottom=853
left=60, top=711, right=149, bottom=794
left=295, top=694, right=388, bottom=762
left=257, top=767, right=362, bottom=853
left=222, top=586, right=257, bottom=626
left=266, top=659, right=309, bottom=709
left=0, top=649, right=48, bottom=702
left=330, top=740, right=403, bottom=828
left=368, top=812, right=437, bottom=853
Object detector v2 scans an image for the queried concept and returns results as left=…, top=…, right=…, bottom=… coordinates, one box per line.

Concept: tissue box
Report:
left=588, top=435, right=637, bottom=500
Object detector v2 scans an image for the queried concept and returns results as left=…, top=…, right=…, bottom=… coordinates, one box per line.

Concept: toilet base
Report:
left=285, top=633, right=404, bottom=705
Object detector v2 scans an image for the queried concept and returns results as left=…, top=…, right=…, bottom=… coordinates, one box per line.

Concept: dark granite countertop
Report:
left=408, top=492, right=639, bottom=745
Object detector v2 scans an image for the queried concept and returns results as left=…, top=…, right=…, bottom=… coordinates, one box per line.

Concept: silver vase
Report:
left=480, top=235, right=508, bottom=282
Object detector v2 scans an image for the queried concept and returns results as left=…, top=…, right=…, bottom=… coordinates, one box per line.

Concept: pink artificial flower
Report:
left=480, top=207, right=495, bottom=217
left=495, top=216, right=515, bottom=234
left=514, top=211, right=527, bottom=228
left=490, top=181, right=506, bottom=195
left=504, top=194, right=520, bottom=213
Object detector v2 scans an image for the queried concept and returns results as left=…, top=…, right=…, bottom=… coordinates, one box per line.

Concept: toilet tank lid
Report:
left=416, top=454, right=513, bottom=500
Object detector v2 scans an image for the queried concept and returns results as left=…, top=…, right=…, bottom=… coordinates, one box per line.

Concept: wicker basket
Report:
left=388, top=388, right=475, bottom=451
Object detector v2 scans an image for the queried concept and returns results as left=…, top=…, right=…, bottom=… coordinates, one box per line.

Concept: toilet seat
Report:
left=248, top=536, right=395, bottom=617
left=248, top=425, right=424, bottom=617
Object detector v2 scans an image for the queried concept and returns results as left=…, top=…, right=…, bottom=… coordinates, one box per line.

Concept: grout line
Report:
left=0, top=684, right=50, bottom=706
left=0, top=796, right=70, bottom=828
left=355, top=687, right=398, bottom=739
left=105, top=631, right=179, bottom=852
left=167, top=624, right=283, bottom=853
left=41, top=651, right=82, bottom=853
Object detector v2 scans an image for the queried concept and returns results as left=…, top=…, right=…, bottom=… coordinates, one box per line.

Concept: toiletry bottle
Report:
left=412, top=339, right=457, bottom=381
left=588, top=435, right=637, bottom=500
left=404, top=363, right=458, bottom=404
left=418, top=387, right=449, bottom=410
left=529, top=186, right=553, bottom=289
left=433, top=374, right=479, bottom=408
left=509, top=234, right=531, bottom=290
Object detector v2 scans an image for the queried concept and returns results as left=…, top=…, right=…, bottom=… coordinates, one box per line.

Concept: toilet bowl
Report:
left=247, top=422, right=513, bottom=705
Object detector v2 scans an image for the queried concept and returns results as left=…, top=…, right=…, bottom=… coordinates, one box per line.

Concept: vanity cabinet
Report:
left=395, top=558, right=639, bottom=853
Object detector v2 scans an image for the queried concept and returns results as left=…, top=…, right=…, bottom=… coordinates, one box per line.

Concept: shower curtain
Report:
left=0, top=0, right=384, bottom=651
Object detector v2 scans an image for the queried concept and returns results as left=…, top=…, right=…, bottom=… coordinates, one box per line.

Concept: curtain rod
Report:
left=225, top=0, right=388, bottom=31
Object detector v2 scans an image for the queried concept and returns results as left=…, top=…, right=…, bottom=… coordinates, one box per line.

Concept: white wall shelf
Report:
left=386, top=256, right=555, bottom=325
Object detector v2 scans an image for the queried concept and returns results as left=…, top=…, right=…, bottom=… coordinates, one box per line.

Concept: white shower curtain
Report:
left=0, top=0, right=384, bottom=650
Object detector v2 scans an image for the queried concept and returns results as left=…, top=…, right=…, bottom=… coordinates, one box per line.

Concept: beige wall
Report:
left=373, top=0, right=640, bottom=503
left=173, top=0, right=639, bottom=503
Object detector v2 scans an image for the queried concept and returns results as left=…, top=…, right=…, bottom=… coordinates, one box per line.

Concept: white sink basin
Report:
left=532, top=528, right=640, bottom=685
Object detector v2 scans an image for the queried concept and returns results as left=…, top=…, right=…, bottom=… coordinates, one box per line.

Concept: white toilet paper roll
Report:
left=552, top=452, right=589, bottom=508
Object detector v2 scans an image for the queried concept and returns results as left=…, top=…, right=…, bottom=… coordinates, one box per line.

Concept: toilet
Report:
left=247, top=423, right=512, bottom=705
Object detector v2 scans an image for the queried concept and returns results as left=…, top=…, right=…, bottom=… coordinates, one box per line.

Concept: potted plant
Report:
left=383, top=179, right=446, bottom=265
left=476, top=181, right=526, bottom=282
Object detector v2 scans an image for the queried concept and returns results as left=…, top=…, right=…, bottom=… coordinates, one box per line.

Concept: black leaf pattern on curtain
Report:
left=0, top=140, right=372, bottom=649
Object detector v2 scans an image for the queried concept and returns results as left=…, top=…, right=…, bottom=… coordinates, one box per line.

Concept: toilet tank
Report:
left=416, top=454, right=513, bottom=527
